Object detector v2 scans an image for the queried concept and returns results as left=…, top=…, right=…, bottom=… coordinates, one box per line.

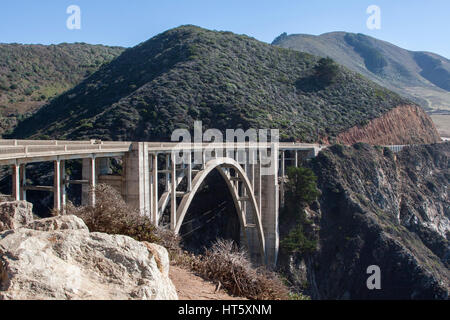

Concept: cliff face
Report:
left=282, top=142, right=449, bottom=299
left=0, top=213, right=178, bottom=300
left=336, top=105, right=441, bottom=145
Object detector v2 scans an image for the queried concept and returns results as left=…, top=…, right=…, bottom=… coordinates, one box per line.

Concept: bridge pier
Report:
left=81, top=157, right=98, bottom=207
left=122, top=142, right=151, bottom=216
left=53, top=160, right=61, bottom=211
left=260, top=148, right=279, bottom=267
left=12, top=164, right=20, bottom=201
left=243, top=158, right=263, bottom=264
left=52, top=160, right=67, bottom=213
left=151, top=153, right=159, bottom=225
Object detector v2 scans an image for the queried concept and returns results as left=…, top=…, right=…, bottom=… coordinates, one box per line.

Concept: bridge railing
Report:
left=383, top=145, right=407, bottom=153
left=0, top=139, right=133, bottom=147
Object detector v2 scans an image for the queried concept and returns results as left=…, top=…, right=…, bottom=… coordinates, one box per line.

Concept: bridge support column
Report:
left=123, top=142, right=150, bottom=216
left=170, top=154, right=177, bottom=231
left=187, top=152, right=192, bottom=192
left=151, top=153, right=158, bottom=225
left=243, top=151, right=262, bottom=263
left=12, top=164, right=20, bottom=201
left=53, top=160, right=61, bottom=211
left=260, top=146, right=279, bottom=267
left=20, top=164, right=26, bottom=201
left=82, top=157, right=97, bottom=207
left=60, top=161, right=67, bottom=213
left=280, top=151, right=285, bottom=208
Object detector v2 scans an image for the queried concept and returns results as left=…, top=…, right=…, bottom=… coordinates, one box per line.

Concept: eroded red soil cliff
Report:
left=336, top=105, right=441, bottom=145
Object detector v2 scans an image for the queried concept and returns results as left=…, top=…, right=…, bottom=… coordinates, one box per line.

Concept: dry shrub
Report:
left=66, top=184, right=181, bottom=254
left=0, top=194, right=13, bottom=202
left=190, top=239, right=289, bottom=300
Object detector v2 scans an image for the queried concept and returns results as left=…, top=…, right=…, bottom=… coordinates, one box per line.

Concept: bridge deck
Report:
left=0, top=140, right=324, bottom=165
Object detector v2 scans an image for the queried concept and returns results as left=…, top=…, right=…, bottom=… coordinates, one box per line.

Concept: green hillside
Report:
left=273, top=32, right=450, bottom=114
left=11, top=26, right=410, bottom=143
left=0, top=43, right=125, bottom=134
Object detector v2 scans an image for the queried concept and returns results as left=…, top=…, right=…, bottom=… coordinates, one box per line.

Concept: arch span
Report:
left=175, top=158, right=266, bottom=260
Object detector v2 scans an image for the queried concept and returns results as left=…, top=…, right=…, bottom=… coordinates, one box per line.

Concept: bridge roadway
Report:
left=0, top=139, right=324, bottom=266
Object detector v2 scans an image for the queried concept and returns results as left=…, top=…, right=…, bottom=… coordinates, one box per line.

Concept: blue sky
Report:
left=1, top=0, right=449, bottom=58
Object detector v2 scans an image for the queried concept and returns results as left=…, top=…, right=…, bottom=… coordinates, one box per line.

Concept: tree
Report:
left=280, top=166, right=320, bottom=255
left=285, top=166, right=320, bottom=209
left=314, top=57, right=339, bottom=86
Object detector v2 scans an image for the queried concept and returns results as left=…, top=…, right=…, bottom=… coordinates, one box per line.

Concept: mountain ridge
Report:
left=9, top=26, right=439, bottom=144
left=272, top=31, right=450, bottom=114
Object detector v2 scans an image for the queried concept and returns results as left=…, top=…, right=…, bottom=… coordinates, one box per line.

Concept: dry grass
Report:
left=0, top=193, right=13, bottom=202
left=65, top=184, right=181, bottom=254
left=186, top=239, right=289, bottom=300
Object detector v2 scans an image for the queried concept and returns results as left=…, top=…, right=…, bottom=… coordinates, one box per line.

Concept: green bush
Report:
left=281, top=166, right=320, bottom=255
left=281, top=221, right=317, bottom=254
left=314, top=57, right=339, bottom=86
left=285, top=166, right=320, bottom=209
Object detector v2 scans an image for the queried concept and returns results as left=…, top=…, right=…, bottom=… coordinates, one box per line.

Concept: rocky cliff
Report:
left=281, top=142, right=449, bottom=299
left=336, top=105, right=441, bottom=145
left=0, top=210, right=178, bottom=300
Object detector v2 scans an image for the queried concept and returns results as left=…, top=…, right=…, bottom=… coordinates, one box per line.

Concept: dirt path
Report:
left=169, top=265, right=245, bottom=300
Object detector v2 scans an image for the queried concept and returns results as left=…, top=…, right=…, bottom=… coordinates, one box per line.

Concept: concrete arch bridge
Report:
left=0, top=139, right=323, bottom=265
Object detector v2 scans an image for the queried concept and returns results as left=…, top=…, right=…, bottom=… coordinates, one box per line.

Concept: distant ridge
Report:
left=273, top=31, right=450, bottom=114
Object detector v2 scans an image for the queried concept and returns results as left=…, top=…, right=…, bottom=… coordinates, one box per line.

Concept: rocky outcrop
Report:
left=25, top=215, right=89, bottom=232
left=281, top=142, right=449, bottom=299
left=336, top=105, right=441, bottom=145
left=0, top=215, right=178, bottom=300
left=0, top=201, right=33, bottom=232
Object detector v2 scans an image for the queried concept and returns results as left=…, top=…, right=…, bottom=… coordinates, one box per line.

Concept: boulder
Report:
left=26, top=215, right=88, bottom=232
left=142, top=242, right=170, bottom=277
left=0, top=215, right=178, bottom=300
left=0, top=201, right=33, bottom=232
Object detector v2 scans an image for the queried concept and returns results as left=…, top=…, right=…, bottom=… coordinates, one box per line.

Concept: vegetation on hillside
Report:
left=314, top=57, right=340, bottom=86
left=0, top=43, right=124, bottom=135
left=344, top=33, right=387, bottom=74
left=414, top=52, right=450, bottom=91
left=10, top=25, right=409, bottom=143
left=280, top=167, right=320, bottom=255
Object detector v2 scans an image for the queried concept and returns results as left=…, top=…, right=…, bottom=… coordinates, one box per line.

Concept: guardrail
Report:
left=0, top=139, right=326, bottom=164
left=383, top=145, right=407, bottom=153
left=0, top=139, right=133, bottom=147
left=0, top=141, right=132, bottom=165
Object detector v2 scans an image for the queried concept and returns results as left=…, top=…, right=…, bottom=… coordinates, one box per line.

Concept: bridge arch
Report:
left=175, top=158, right=266, bottom=260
